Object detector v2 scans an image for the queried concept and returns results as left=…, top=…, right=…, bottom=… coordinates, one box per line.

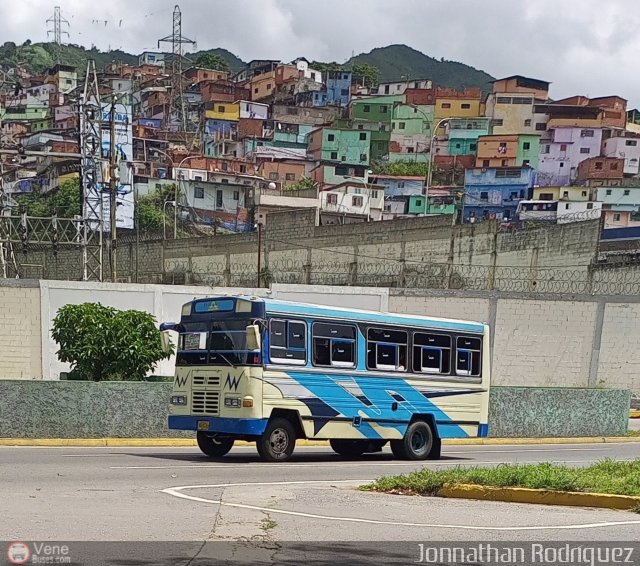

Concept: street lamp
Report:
left=150, top=149, right=198, bottom=238
left=163, top=200, right=175, bottom=241
left=426, top=117, right=451, bottom=211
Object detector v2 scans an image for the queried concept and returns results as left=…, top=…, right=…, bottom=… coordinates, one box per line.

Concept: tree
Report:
left=16, top=177, right=81, bottom=217
left=51, top=303, right=173, bottom=381
left=286, top=177, right=318, bottom=192
left=372, top=161, right=429, bottom=177
left=195, top=52, right=230, bottom=73
left=136, top=184, right=179, bottom=233
left=352, top=63, right=380, bottom=89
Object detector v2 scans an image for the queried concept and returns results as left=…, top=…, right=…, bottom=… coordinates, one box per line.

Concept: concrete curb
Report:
left=436, top=483, right=640, bottom=511
left=1, top=436, right=639, bottom=447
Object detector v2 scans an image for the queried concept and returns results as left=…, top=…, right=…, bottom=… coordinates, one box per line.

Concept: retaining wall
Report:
left=0, top=381, right=630, bottom=439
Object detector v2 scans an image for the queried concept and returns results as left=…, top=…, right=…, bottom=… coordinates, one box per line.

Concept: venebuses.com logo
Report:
left=6, top=542, right=31, bottom=565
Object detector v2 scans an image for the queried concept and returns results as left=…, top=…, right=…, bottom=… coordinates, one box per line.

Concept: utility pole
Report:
left=109, top=95, right=118, bottom=283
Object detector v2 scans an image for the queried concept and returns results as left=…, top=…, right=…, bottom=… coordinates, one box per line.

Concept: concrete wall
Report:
left=0, top=381, right=628, bottom=439
left=389, top=289, right=640, bottom=394
left=0, top=280, right=42, bottom=379
left=35, top=280, right=387, bottom=380
left=11, top=209, right=629, bottom=294
left=2, top=279, right=640, bottom=396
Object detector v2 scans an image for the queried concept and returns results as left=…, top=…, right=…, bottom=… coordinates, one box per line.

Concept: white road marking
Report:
left=162, top=480, right=640, bottom=532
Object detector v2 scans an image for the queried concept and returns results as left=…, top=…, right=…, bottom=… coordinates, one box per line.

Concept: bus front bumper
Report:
left=168, top=416, right=268, bottom=436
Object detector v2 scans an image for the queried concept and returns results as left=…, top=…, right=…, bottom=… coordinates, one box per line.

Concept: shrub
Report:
left=51, top=303, right=174, bottom=381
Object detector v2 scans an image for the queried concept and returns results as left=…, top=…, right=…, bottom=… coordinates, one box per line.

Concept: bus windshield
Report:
left=176, top=319, right=261, bottom=366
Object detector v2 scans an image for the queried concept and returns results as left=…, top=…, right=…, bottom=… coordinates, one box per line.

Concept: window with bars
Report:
left=413, top=333, right=451, bottom=375
left=456, top=336, right=482, bottom=377
left=367, top=328, right=408, bottom=372
left=269, top=320, right=307, bottom=365
left=312, top=323, right=356, bottom=368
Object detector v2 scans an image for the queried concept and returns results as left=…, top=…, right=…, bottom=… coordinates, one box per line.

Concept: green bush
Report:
left=51, top=303, right=174, bottom=382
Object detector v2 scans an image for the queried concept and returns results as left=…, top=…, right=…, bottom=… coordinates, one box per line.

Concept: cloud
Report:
left=0, top=0, right=638, bottom=106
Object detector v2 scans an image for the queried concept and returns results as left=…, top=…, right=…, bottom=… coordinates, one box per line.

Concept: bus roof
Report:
left=194, top=295, right=486, bottom=333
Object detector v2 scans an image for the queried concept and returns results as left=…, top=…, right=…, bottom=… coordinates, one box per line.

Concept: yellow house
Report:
left=533, top=186, right=594, bottom=202
left=205, top=101, right=240, bottom=121
left=434, top=87, right=483, bottom=133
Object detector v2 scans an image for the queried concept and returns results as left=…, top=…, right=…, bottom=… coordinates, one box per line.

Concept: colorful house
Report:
left=475, top=134, right=540, bottom=169
left=463, top=166, right=536, bottom=222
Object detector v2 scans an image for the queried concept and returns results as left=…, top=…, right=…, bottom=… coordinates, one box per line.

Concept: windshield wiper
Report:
left=214, top=352, right=237, bottom=368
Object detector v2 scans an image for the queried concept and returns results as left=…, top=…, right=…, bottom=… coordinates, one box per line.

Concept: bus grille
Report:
left=192, top=375, right=221, bottom=387
left=192, top=391, right=220, bottom=415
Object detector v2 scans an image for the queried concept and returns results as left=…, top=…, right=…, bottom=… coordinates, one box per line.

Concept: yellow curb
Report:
left=436, top=483, right=640, bottom=511
left=442, top=436, right=640, bottom=445
left=631, top=410, right=640, bottom=419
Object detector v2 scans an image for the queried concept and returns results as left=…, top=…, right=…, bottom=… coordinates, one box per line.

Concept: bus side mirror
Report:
left=246, top=325, right=261, bottom=351
left=160, top=331, right=174, bottom=354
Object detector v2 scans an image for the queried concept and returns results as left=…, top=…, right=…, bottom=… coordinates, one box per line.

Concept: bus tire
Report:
left=390, top=421, right=433, bottom=460
left=330, top=439, right=367, bottom=457
left=256, top=418, right=296, bottom=462
left=197, top=432, right=234, bottom=458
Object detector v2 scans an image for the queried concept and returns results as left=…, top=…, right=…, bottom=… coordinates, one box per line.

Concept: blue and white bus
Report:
left=162, top=295, right=490, bottom=462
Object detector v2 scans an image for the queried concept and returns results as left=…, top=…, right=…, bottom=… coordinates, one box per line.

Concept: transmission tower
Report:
left=79, top=60, right=104, bottom=281
left=157, top=5, right=195, bottom=131
left=46, top=6, right=70, bottom=45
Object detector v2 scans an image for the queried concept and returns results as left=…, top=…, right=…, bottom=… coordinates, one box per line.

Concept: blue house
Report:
left=463, top=167, right=536, bottom=222
left=326, top=71, right=352, bottom=107
left=369, top=174, right=424, bottom=196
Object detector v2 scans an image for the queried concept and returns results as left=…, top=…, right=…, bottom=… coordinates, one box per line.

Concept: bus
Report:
left=161, top=295, right=490, bottom=462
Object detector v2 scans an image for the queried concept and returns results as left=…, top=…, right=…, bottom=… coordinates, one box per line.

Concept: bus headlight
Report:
left=171, top=395, right=187, bottom=405
left=224, top=397, right=241, bottom=408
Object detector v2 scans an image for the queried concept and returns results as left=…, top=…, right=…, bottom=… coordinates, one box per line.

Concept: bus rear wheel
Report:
left=390, top=421, right=433, bottom=460
left=256, top=418, right=296, bottom=462
left=197, top=432, right=234, bottom=458
left=330, top=439, right=367, bottom=457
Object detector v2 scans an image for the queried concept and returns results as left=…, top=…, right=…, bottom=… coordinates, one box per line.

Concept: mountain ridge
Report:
left=0, top=41, right=494, bottom=92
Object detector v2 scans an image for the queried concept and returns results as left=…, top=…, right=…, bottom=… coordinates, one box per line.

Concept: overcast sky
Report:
left=3, top=0, right=639, bottom=107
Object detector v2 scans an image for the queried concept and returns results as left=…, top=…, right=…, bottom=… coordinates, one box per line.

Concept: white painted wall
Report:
left=39, top=281, right=388, bottom=379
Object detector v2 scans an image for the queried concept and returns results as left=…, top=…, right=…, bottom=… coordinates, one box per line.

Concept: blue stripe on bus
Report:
left=279, top=371, right=468, bottom=439
left=262, top=299, right=485, bottom=333
left=478, top=423, right=489, bottom=437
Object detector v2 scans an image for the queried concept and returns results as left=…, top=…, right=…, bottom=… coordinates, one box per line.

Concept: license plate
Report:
left=197, top=421, right=209, bottom=431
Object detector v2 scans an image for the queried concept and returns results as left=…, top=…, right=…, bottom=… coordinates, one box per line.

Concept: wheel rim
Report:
left=411, top=430, right=427, bottom=453
left=269, top=428, right=289, bottom=454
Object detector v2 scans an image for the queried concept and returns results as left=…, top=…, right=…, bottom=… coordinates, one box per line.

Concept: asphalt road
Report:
left=1, top=441, right=640, bottom=554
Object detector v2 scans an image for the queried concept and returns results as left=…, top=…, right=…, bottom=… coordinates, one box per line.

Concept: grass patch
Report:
left=361, top=459, right=640, bottom=497
left=627, top=429, right=640, bottom=437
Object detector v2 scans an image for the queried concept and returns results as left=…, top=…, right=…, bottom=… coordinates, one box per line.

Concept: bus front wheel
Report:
left=256, top=418, right=296, bottom=462
left=390, top=421, right=433, bottom=460
left=197, top=432, right=234, bottom=458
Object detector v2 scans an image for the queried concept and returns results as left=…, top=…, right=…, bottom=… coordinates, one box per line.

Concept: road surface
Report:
left=2, top=441, right=640, bottom=550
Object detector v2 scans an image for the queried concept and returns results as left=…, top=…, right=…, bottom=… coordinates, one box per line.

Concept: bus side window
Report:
left=312, top=323, right=356, bottom=368
left=367, top=328, right=407, bottom=372
left=455, top=336, right=482, bottom=377
left=269, top=319, right=307, bottom=365
left=413, top=333, right=451, bottom=375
